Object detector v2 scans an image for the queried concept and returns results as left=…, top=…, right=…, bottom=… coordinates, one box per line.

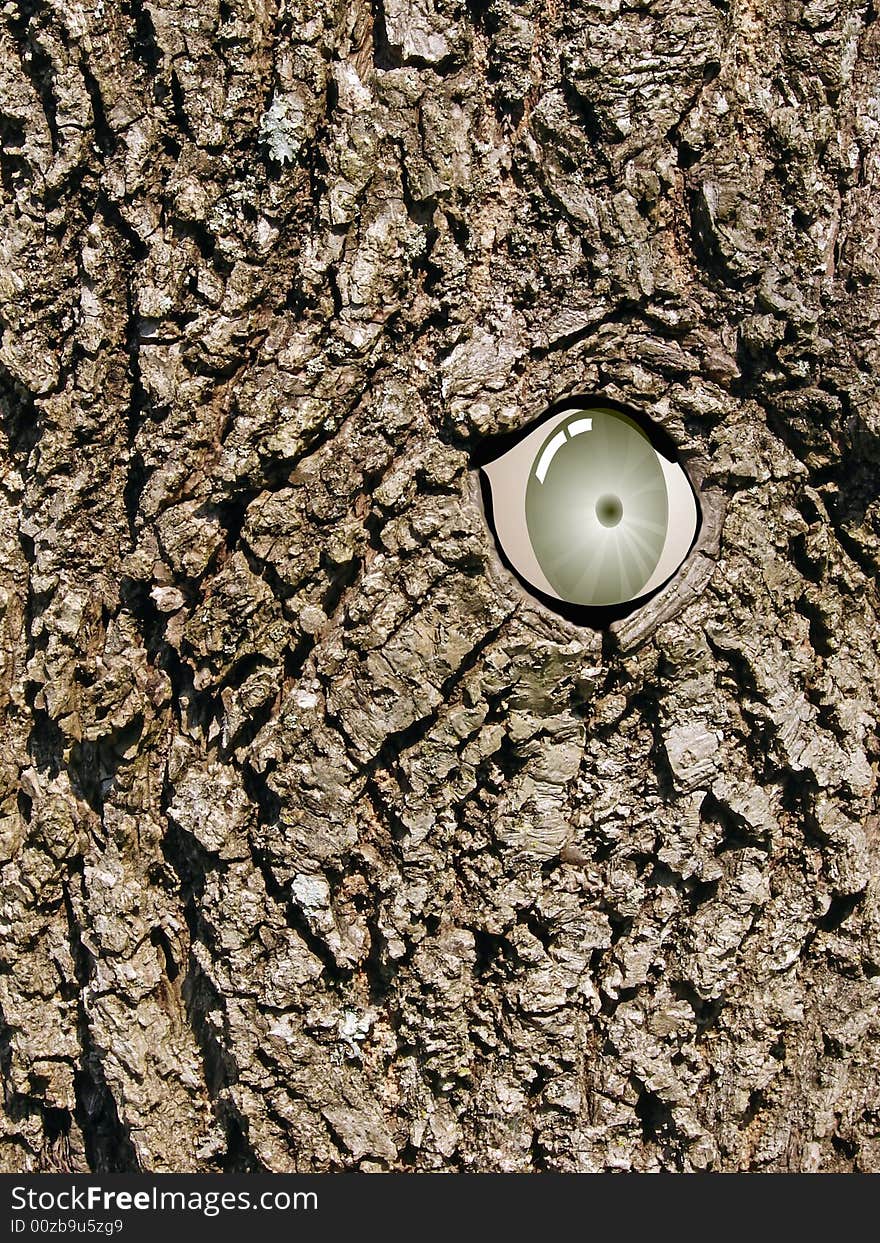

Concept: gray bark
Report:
left=1, top=0, right=879, bottom=1172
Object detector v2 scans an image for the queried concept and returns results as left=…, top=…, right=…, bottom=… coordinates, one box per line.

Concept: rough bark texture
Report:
left=1, top=0, right=879, bottom=1174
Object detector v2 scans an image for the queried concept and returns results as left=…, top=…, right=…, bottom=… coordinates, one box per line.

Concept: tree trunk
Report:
left=1, top=0, right=879, bottom=1173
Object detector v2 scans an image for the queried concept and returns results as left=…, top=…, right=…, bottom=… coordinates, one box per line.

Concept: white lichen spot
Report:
left=292, top=688, right=319, bottom=710
left=337, top=1009, right=375, bottom=1059
left=291, top=872, right=331, bottom=912
left=259, top=90, right=310, bottom=165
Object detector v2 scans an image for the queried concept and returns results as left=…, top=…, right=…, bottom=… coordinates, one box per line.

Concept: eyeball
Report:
left=479, top=402, right=700, bottom=616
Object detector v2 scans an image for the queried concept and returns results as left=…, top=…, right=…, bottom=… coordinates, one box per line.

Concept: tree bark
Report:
left=1, top=0, right=879, bottom=1172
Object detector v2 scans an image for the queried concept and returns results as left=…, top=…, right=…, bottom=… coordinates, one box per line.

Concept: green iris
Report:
left=525, top=409, right=669, bottom=607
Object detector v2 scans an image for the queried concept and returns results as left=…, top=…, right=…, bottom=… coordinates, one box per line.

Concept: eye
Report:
left=479, top=403, right=700, bottom=616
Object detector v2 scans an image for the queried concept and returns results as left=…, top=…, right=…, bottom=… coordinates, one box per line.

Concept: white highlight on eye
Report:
left=535, top=429, right=568, bottom=483
left=535, top=419, right=593, bottom=484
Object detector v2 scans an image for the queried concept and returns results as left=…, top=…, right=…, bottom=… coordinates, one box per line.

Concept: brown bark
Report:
left=1, top=0, right=879, bottom=1172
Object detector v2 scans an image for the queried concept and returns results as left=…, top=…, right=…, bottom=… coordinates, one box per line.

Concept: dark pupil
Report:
left=596, top=494, right=623, bottom=527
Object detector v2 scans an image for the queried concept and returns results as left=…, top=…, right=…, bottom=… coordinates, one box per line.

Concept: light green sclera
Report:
left=525, top=409, right=669, bottom=606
